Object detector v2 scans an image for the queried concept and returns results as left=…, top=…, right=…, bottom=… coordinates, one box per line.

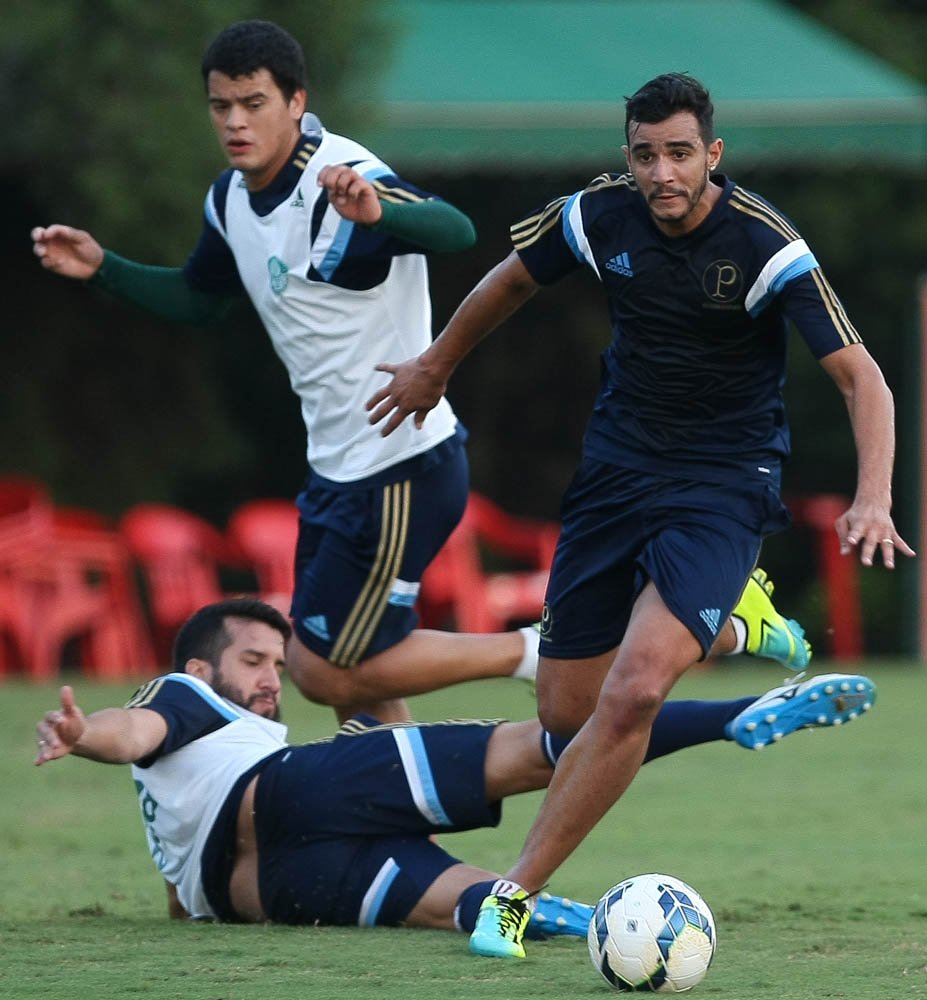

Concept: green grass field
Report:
left=2, top=660, right=926, bottom=1000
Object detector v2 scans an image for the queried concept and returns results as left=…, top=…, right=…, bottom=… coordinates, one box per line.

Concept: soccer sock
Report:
left=728, top=616, right=748, bottom=655
left=645, top=698, right=757, bottom=758
left=454, top=878, right=528, bottom=932
left=512, top=626, right=539, bottom=680
left=539, top=697, right=758, bottom=767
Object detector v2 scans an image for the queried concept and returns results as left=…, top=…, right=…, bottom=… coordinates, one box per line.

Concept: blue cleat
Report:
left=526, top=891, right=594, bottom=940
left=725, top=673, right=876, bottom=750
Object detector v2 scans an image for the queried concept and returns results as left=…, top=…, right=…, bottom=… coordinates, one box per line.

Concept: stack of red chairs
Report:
left=419, top=491, right=559, bottom=632
left=225, top=498, right=298, bottom=616
left=119, top=503, right=232, bottom=664
left=0, top=477, right=155, bottom=679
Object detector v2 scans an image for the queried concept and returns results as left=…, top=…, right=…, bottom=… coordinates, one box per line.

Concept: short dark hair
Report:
left=201, top=20, right=307, bottom=101
left=624, top=73, right=714, bottom=145
left=172, top=598, right=292, bottom=672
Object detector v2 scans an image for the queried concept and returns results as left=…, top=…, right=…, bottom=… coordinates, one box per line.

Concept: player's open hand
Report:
left=31, top=224, right=104, bottom=280
left=835, top=502, right=915, bottom=569
left=35, top=686, right=87, bottom=766
left=366, top=357, right=448, bottom=436
left=317, top=165, right=383, bottom=226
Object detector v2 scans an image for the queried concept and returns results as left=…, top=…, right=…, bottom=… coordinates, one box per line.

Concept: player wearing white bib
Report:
left=30, top=20, right=542, bottom=727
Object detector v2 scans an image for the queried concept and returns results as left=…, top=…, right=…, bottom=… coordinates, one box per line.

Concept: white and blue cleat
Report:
left=526, top=892, right=594, bottom=940
left=725, top=673, right=876, bottom=750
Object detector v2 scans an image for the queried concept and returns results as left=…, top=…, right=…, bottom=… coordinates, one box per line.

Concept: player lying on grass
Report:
left=35, top=598, right=874, bottom=935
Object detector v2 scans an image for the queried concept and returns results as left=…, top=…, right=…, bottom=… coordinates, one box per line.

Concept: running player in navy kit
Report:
left=366, top=73, right=912, bottom=957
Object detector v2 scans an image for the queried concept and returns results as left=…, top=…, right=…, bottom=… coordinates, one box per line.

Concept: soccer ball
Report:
left=587, top=873, right=716, bottom=992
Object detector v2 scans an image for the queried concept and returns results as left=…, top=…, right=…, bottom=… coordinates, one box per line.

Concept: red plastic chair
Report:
left=120, top=503, right=230, bottom=662
left=226, top=499, right=299, bottom=616
left=0, top=477, right=155, bottom=679
left=419, top=492, right=558, bottom=632
left=788, top=494, right=863, bottom=660
left=0, top=477, right=53, bottom=675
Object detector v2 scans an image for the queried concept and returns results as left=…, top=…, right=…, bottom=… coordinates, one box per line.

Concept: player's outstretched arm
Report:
left=31, top=224, right=104, bottom=281
left=820, top=343, right=916, bottom=568
left=35, top=685, right=168, bottom=767
left=366, top=252, right=540, bottom=436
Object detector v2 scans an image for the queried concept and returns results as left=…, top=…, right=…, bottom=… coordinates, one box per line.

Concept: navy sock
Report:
left=540, top=697, right=757, bottom=766
left=644, top=697, right=756, bottom=762
left=455, top=879, right=499, bottom=932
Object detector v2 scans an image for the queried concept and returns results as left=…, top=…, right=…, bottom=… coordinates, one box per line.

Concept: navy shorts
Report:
left=291, top=440, right=468, bottom=666
left=254, top=717, right=502, bottom=926
left=540, top=458, right=790, bottom=659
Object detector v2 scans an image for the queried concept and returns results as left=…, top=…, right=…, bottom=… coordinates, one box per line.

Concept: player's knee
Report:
left=536, top=694, right=586, bottom=738
left=598, top=669, right=667, bottom=733
left=285, top=645, right=356, bottom=708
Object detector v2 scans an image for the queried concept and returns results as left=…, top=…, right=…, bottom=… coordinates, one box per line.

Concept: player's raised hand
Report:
left=835, top=501, right=915, bottom=569
left=31, top=224, right=104, bottom=280
left=35, top=685, right=87, bottom=766
left=317, top=165, right=383, bottom=225
left=366, top=357, right=448, bottom=436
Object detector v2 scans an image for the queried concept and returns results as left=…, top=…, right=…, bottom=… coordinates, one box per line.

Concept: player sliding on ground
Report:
left=35, top=598, right=874, bottom=936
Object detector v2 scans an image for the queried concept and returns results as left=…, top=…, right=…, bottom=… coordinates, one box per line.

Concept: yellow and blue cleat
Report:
left=732, top=568, right=812, bottom=670
left=469, top=890, right=531, bottom=959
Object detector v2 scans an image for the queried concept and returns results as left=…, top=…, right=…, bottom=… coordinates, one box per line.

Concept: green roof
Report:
left=351, top=0, right=927, bottom=169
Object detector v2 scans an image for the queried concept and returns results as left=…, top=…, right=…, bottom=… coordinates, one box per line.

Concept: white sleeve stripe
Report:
left=563, top=192, right=601, bottom=279
left=745, top=239, right=818, bottom=316
left=203, top=189, right=226, bottom=240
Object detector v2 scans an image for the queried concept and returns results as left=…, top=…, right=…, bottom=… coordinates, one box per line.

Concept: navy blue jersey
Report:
left=513, top=174, right=861, bottom=481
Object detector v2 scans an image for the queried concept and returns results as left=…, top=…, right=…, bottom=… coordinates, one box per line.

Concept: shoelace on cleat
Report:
left=494, top=896, right=529, bottom=939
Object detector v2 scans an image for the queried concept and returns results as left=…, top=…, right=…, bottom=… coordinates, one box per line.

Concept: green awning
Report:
left=351, top=0, right=927, bottom=169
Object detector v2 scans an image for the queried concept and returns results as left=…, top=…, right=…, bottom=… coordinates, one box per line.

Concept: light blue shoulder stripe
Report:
left=360, top=163, right=392, bottom=181
left=747, top=251, right=818, bottom=317
left=162, top=672, right=241, bottom=721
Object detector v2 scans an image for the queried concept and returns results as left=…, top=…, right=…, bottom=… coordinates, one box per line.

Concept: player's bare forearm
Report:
left=820, top=344, right=915, bottom=567
left=367, top=252, right=539, bottom=435
left=35, top=687, right=168, bottom=766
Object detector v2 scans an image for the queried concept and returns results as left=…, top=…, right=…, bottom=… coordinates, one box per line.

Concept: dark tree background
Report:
left=1, top=1, right=924, bottom=652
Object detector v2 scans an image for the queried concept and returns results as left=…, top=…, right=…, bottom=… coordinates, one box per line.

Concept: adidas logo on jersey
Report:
left=698, top=607, right=722, bottom=635
left=290, top=187, right=305, bottom=208
left=302, top=614, right=331, bottom=641
left=605, top=251, right=633, bottom=277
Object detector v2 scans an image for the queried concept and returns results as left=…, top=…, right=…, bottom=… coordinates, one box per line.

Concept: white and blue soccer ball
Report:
left=587, top=873, right=716, bottom=992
